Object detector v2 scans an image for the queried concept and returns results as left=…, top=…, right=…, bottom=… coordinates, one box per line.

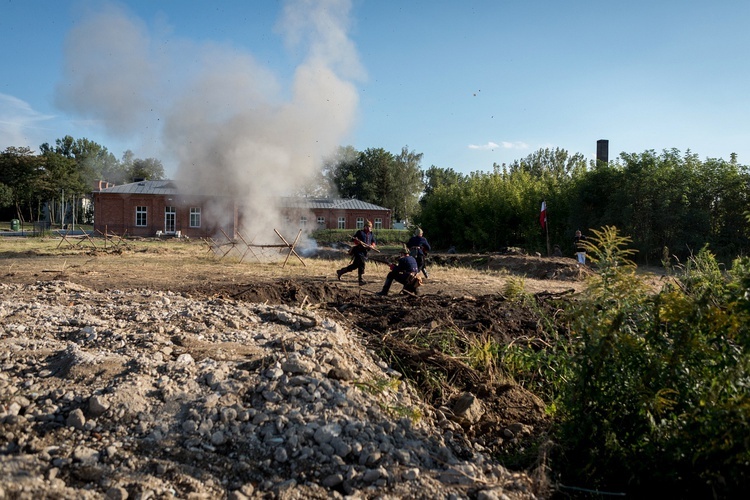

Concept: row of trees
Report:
left=0, top=136, right=164, bottom=223
left=416, top=149, right=749, bottom=262
left=3, top=135, right=748, bottom=262
left=316, top=144, right=748, bottom=262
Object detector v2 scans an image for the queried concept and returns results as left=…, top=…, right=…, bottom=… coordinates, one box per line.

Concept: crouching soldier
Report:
left=377, top=249, right=422, bottom=296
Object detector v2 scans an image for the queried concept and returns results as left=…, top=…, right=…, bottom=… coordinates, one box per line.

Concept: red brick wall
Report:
left=93, top=193, right=238, bottom=238
left=95, top=193, right=392, bottom=237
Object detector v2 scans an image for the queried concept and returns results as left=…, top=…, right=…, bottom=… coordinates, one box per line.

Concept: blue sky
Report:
left=2, top=0, right=749, bottom=179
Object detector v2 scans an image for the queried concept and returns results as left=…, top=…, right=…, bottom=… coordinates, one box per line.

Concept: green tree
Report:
left=118, top=150, right=165, bottom=183
left=504, top=147, right=587, bottom=182
left=417, top=166, right=467, bottom=247
left=696, top=155, right=750, bottom=256
left=416, top=181, right=463, bottom=248
left=117, top=150, right=136, bottom=184
left=391, top=146, right=425, bottom=223
left=419, top=148, right=586, bottom=252
left=130, top=157, right=165, bottom=181
left=37, top=150, right=82, bottom=224
left=566, top=148, right=750, bottom=263
left=326, top=145, right=425, bottom=222
left=421, top=166, right=465, bottom=200
left=0, top=146, right=43, bottom=221
left=40, top=136, right=120, bottom=190
left=505, top=148, right=589, bottom=254
left=0, top=183, right=12, bottom=208
left=327, top=145, right=366, bottom=199
left=358, top=147, right=395, bottom=209
left=38, top=136, right=116, bottom=226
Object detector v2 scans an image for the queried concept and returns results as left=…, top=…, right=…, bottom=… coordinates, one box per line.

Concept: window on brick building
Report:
left=165, top=206, right=176, bottom=233
left=374, top=218, right=383, bottom=229
left=135, top=206, right=147, bottom=227
left=356, top=217, right=364, bottom=229
left=190, top=207, right=201, bottom=228
left=338, top=217, right=346, bottom=229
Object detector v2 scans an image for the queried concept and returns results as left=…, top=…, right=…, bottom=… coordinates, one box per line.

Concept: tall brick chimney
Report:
left=596, top=139, right=609, bottom=164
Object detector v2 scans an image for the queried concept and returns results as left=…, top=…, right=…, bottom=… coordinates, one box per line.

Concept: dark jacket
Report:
left=393, top=255, right=419, bottom=275
left=574, top=235, right=586, bottom=253
left=406, top=235, right=431, bottom=257
left=351, top=229, right=376, bottom=256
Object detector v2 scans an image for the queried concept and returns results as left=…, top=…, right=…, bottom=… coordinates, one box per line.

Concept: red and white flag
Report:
left=539, top=201, right=547, bottom=229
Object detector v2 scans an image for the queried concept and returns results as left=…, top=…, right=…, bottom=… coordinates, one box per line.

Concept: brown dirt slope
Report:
left=1, top=242, right=591, bottom=469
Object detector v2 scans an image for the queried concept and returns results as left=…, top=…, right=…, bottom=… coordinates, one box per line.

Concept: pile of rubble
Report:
left=0, top=281, right=541, bottom=499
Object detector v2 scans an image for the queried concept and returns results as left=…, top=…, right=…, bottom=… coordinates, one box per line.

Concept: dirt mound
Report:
left=216, top=277, right=575, bottom=464
left=431, top=252, right=592, bottom=281
left=0, top=282, right=544, bottom=499
left=0, top=245, right=590, bottom=492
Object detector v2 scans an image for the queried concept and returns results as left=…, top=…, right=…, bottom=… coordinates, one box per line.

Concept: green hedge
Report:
left=312, top=229, right=410, bottom=246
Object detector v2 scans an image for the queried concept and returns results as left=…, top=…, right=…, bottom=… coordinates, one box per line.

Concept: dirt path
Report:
left=0, top=243, right=589, bottom=297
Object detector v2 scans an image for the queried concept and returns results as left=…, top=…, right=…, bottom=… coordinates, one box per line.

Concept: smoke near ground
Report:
left=56, top=0, right=362, bottom=243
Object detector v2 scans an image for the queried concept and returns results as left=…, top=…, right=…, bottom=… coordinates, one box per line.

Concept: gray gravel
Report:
left=0, top=281, right=540, bottom=499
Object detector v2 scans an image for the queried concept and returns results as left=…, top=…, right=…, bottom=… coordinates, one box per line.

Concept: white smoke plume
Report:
left=56, top=0, right=362, bottom=244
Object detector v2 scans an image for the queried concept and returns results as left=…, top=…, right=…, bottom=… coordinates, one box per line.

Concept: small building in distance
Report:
left=92, top=179, right=391, bottom=238
left=279, top=197, right=391, bottom=233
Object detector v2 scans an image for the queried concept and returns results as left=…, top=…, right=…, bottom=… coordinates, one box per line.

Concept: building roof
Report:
left=97, top=180, right=390, bottom=211
left=279, top=197, right=389, bottom=211
left=97, top=179, right=181, bottom=195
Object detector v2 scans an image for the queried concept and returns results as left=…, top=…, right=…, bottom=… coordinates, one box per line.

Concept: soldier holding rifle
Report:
left=336, top=220, right=377, bottom=286
left=406, top=227, right=431, bottom=278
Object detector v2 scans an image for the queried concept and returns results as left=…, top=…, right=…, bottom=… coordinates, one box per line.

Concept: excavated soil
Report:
left=3, top=248, right=590, bottom=434
left=1, top=242, right=605, bottom=497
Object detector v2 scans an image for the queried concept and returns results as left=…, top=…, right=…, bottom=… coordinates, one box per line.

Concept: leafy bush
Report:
left=311, top=228, right=410, bottom=247
left=552, top=227, right=750, bottom=498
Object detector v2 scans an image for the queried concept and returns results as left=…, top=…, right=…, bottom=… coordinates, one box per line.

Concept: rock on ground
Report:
left=0, top=281, right=541, bottom=499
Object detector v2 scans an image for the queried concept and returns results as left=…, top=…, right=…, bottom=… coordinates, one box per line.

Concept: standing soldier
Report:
left=337, top=220, right=377, bottom=286
left=406, top=227, right=431, bottom=278
left=574, top=229, right=587, bottom=265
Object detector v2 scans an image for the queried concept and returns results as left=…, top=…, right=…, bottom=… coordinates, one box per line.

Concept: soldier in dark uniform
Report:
left=377, top=249, right=420, bottom=296
left=406, top=227, right=431, bottom=278
left=337, top=220, right=377, bottom=285
left=574, top=229, right=587, bottom=265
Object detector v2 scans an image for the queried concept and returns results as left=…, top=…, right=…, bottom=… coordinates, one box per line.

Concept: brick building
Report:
left=92, top=180, right=391, bottom=238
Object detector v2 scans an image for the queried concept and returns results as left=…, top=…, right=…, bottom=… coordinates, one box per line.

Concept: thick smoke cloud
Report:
left=56, top=0, right=362, bottom=242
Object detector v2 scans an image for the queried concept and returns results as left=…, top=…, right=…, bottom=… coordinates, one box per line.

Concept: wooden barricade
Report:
left=203, top=228, right=307, bottom=268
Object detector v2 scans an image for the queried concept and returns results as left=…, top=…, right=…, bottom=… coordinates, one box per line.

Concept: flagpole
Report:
left=546, top=209, right=551, bottom=257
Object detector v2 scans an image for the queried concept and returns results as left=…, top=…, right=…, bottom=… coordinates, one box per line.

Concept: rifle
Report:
left=352, top=237, right=381, bottom=253
left=367, top=255, right=395, bottom=266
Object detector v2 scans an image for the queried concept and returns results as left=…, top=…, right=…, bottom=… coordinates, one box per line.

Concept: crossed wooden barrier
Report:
left=203, top=228, right=306, bottom=268
left=55, top=225, right=131, bottom=251
left=53, top=226, right=306, bottom=268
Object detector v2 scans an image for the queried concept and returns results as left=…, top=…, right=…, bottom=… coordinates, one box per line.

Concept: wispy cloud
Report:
left=468, top=141, right=528, bottom=151
left=0, top=93, right=55, bottom=151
